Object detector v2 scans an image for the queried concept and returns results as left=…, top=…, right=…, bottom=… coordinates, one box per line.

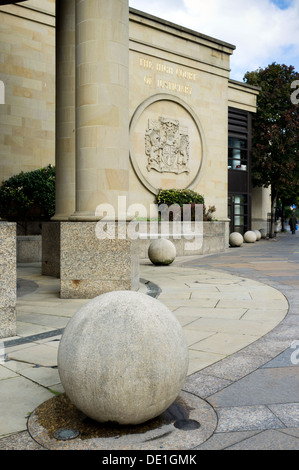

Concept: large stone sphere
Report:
left=244, top=231, right=257, bottom=243
left=58, top=291, right=189, bottom=425
left=148, top=238, right=176, bottom=265
left=254, top=230, right=262, bottom=241
left=229, top=232, right=244, bottom=247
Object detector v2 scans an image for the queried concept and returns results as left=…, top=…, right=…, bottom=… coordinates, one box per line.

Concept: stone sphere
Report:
left=244, top=231, right=257, bottom=243
left=254, top=230, right=262, bottom=241
left=148, top=238, right=176, bottom=265
left=58, top=291, right=189, bottom=425
left=260, top=228, right=267, bottom=239
left=229, top=232, right=244, bottom=247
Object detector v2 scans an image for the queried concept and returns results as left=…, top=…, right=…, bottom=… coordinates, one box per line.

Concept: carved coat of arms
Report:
left=145, top=117, right=190, bottom=174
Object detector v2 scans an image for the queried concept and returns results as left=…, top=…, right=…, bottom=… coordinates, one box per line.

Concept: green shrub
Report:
left=155, top=189, right=216, bottom=221
left=0, top=165, right=55, bottom=233
left=156, top=189, right=205, bottom=206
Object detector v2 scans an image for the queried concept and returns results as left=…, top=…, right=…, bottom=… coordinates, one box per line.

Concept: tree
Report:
left=244, top=63, right=299, bottom=237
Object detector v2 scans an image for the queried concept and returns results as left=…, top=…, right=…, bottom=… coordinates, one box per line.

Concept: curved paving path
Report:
left=0, top=232, right=298, bottom=449
left=181, top=232, right=299, bottom=449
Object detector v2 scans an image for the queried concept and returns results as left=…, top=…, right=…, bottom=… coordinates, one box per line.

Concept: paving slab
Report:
left=0, top=376, right=53, bottom=436
left=208, top=367, right=299, bottom=407
left=226, top=429, right=299, bottom=450
left=215, top=405, right=285, bottom=433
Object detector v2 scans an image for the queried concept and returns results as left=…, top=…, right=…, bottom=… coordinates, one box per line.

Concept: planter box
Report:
left=17, top=235, right=42, bottom=263
left=138, top=220, right=229, bottom=258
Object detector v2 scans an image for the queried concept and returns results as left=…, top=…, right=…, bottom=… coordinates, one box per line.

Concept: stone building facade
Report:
left=0, top=0, right=270, bottom=301
left=0, top=1, right=267, bottom=233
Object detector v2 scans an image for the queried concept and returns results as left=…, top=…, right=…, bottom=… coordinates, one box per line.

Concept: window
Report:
left=228, top=194, right=249, bottom=234
left=228, top=107, right=252, bottom=233
left=228, top=137, right=248, bottom=171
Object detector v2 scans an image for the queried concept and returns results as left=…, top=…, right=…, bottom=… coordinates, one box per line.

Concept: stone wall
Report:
left=0, top=4, right=259, bottom=231
left=17, top=235, right=42, bottom=263
left=0, top=1, right=55, bottom=184
left=139, top=221, right=229, bottom=259
left=0, top=222, right=16, bottom=338
left=128, top=9, right=235, bottom=221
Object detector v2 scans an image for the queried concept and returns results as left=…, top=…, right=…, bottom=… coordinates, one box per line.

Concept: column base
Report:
left=60, top=221, right=140, bottom=299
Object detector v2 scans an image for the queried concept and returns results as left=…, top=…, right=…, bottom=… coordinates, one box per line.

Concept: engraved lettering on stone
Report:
left=145, top=117, right=190, bottom=174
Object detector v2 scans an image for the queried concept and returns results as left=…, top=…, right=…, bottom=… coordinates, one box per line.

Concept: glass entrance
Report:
left=228, top=194, right=249, bottom=234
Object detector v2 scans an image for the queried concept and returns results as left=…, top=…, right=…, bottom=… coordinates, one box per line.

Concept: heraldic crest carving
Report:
left=145, top=117, right=190, bottom=174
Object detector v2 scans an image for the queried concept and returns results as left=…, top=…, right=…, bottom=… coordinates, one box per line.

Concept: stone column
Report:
left=53, top=0, right=76, bottom=221
left=43, top=0, right=76, bottom=278
left=70, top=0, right=130, bottom=220
left=60, top=0, right=139, bottom=298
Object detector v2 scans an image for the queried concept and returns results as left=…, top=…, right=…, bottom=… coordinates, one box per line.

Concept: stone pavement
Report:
left=0, top=231, right=298, bottom=450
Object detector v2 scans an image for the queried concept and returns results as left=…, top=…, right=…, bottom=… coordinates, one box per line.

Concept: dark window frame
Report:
left=228, top=107, right=253, bottom=233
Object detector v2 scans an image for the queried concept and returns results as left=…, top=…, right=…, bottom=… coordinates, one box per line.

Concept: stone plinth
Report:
left=60, top=222, right=139, bottom=299
left=17, top=235, right=42, bottom=263
left=0, top=222, right=16, bottom=338
left=42, top=222, right=61, bottom=278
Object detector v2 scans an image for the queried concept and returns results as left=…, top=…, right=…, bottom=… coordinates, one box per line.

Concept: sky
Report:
left=129, top=0, right=299, bottom=82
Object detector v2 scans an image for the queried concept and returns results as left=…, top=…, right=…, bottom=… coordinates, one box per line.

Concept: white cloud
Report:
left=129, top=0, right=299, bottom=81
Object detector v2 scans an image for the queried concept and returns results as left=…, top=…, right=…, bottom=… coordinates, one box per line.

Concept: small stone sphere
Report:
left=260, top=228, right=267, bottom=239
left=58, top=291, right=189, bottom=425
left=254, top=230, right=262, bottom=241
left=148, top=238, right=176, bottom=265
left=229, top=232, right=244, bottom=247
left=244, top=231, right=257, bottom=243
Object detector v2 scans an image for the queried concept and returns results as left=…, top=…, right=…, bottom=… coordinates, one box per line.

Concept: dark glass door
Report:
left=228, top=194, right=249, bottom=234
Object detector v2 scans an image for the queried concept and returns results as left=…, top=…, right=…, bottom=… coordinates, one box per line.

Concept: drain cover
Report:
left=174, top=419, right=201, bottom=431
left=53, top=428, right=80, bottom=441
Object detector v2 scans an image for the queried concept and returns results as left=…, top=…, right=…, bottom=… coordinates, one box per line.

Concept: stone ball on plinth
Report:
left=57, top=291, right=189, bottom=425
left=244, top=231, right=257, bottom=243
left=148, top=238, right=176, bottom=266
left=254, top=230, right=262, bottom=241
left=229, top=232, right=244, bottom=247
